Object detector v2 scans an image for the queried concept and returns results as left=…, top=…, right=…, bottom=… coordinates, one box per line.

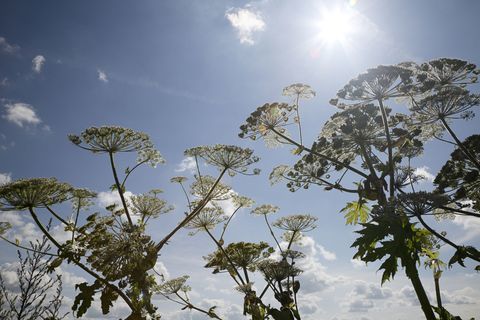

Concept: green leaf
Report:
left=48, top=257, right=63, bottom=272
left=340, top=200, right=370, bottom=225
left=269, top=308, right=294, bottom=320
left=379, top=255, right=398, bottom=284
left=0, top=221, right=12, bottom=235
left=100, top=286, right=119, bottom=315
left=72, top=281, right=102, bottom=317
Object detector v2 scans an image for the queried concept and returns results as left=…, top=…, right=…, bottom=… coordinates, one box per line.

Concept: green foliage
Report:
left=340, top=200, right=370, bottom=225
left=100, top=287, right=119, bottom=315
left=73, top=281, right=102, bottom=317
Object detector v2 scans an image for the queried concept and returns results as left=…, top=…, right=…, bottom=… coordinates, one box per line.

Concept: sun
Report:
left=317, top=7, right=355, bottom=45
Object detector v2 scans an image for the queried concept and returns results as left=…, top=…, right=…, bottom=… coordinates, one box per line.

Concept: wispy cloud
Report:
left=225, top=6, right=265, bottom=45
left=32, top=55, right=46, bottom=73
left=97, top=69, right=108, bottom=82
left=3, top=102, right=42, bottom=127
left=0, top=36, right=19, bottom=54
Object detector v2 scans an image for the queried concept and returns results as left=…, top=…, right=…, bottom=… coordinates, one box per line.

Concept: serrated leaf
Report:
left=340, top=201, right=370, bottom=225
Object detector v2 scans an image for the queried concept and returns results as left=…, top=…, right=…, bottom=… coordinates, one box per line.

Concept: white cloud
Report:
left=225, top=7, right=265, bottom=45
left=288, top=236, right=344, bottom=294
left=452, top=214, right=480, bottom=243
left=97, top=69, right=108, bottom=82
left=3, top=102, right=42, bottom=127
left=0, top=211, right=42, bottom=244
left=175, top=157, right=196, bottom=173
left=97, top=190, right=134, bottom=209
left=32, top=55, right=46, bottom=73
left=348, top=298, right=374, bottom=312
left=0, top=36, right=19, bottom=54
left=0, top=172, right=12, bottom=185
left=352, top=280, right=393, bottom=300
left=414, top=166, right=435, bottom=183
left=441, top=288, right=477, bottom=305
left=351, top=258, right=365, bottom=269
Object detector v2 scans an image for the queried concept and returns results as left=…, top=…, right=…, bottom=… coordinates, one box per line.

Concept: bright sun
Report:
left=317, top=7, right=355, bottom=45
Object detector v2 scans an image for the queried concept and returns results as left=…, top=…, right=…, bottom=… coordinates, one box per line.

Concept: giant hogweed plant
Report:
left=0, top=127, right=269, bottom=319
left=168, top=147, right=318, bottom=320
left=239, top=58, right=480, bottom=320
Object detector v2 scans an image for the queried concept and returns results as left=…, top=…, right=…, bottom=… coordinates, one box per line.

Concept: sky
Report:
left=0, top=0, right=479, bottom=319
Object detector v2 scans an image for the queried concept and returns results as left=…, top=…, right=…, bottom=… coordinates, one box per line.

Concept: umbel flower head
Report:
left=410, top=87, right=480, bottom=123
left=155, top=275, right=190, bottom=295
left=231, top=194, right=255, bottom=208
left=170, top=176, right=187, bottom=184
left=415, top=58, right=479, bottom=92
left=69, top=126, right=165, bottom=167
left=273, top=214, right=317, bottom=233
left=397, top=192, right=449, bottom=217
left=184, top=145, right=260, bottom=176
left=130, top=194, right=173, bottom=219
left=282, top=83, right=316, bottom=100
left=251, top=204, right=279, bottom=216
left=185, top=205, right=227, bottom=232
left=239, top=102, right=296, bottom=148
left=257, top=259, right=302, bottom=283
left=330, top=64, right=414, bottom=108
left=204, top=241, right=273, bottom=273
left=71, top=188, right=97, bottom=211
left=0, top=178, right=73, bottom=210
left=190, top=175, right=232, bottom=201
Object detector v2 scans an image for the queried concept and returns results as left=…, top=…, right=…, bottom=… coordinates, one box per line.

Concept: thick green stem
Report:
left=405, top=257, right=436, bottom=320
left=377, top=99, right=395, bottom=199
left=108, top=152, right=133, bottom=226
left=440, top=117, right=480, bottom=170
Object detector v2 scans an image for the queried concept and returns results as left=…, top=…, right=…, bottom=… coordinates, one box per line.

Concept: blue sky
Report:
left=1, top=0, right=479, bottom=319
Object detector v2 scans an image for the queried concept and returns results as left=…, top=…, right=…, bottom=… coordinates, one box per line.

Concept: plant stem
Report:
left=219, top=205, right=242, bottom=242
left=204, top=228, right=245, bottom=286
left=404, top=257, right=436, bottom=320
left=439, top=117, right=480, bottom=170
left=377, top=99, right=395, bottom=199
left=295, top=95, right=303, bottom=146
left=44, top=205, right=69, bottom=226
left=0, top=235, right=59, bottom=256
left=108, top=152, right=133, bottom=226
left=415, top=213, right=480, bottom=263
left=155, top=168, right=227, bottom=252
left=27, top=207, right=136, bottom=312
left=271, top=128, right=369, bottom=179
left=264, top=214, right=283, bottom=254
